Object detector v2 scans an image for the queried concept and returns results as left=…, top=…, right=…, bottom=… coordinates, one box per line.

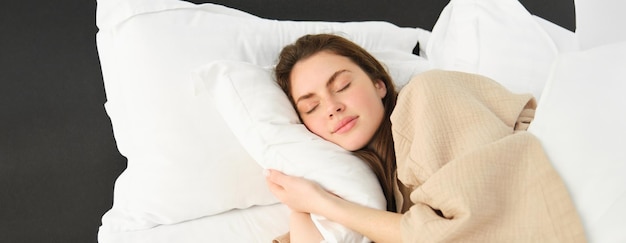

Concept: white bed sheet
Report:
left=99, top=203, right=290, bottom=243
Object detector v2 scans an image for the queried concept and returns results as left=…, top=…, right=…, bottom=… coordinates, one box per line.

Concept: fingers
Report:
left=265, top=169, right=288, bottom=185
left=265, top=169, right=286, bottom=197
left=265, top=178, right=283, bottom=195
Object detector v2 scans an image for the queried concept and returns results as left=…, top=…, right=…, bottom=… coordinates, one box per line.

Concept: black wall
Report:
left=1, top=0, right=125, bottom=242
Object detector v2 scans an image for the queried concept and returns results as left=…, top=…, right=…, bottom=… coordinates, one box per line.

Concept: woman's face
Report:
left=290, top=51, right=387, bottom=151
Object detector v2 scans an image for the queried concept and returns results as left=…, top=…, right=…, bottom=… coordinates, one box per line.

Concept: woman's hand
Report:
left=266, top=169, right=403, bottom=243
left=265, top=169, right=333, bottom=214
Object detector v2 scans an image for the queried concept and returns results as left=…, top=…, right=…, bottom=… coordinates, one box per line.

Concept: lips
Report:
left=332, top=116, right=358, bottom=134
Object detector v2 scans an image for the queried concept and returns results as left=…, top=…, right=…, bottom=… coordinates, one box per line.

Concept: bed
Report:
left=93, top=0, right=626, bottom=242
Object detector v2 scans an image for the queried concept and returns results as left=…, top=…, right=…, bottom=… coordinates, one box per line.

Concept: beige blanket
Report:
left=391, top=70, right=585, bottom=242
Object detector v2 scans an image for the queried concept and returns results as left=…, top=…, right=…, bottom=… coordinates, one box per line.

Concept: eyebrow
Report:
left=295, top=69, right=350, bottom=105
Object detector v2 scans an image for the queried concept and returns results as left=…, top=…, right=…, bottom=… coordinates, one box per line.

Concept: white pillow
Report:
left=195, top=60, right=386, bottom=243
left=574, top=0, right=626, bottom=50
left=532, top=16, right=579, bottom=53
left=96, top=0, right=423, bottom=232
left=424, top=0, right=558, bottom=101
left=528, top=41, right=626, bottom=243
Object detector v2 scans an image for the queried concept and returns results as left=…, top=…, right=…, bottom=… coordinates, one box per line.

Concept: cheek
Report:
left=350, top=90, right=381, bottom=109
left=302, top=117, right=328, bottom=139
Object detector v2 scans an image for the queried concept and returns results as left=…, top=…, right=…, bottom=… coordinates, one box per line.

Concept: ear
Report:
left=375, top=79, right=387, bottom=98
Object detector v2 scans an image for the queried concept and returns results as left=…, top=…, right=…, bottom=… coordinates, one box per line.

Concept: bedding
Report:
left=424, top=0, right=558, bottom=101
left=391, top=70, right=585, bottom=242
left=96, top=0, right=424, bottom=233
left=532, top=16, right=578, bottom=53
left=98, top=204, right=290, bottom=243
left=528, top=41, right=626, bottom=243
left=574, top=0, right=626, bottom=50
left=96, top=0, right=626, bottom=242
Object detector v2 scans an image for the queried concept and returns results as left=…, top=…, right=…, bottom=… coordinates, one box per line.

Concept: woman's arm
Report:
left=289, top=211, right=324, bottom=242
left=323, top=195, right=403, bottom=243
left=266, top=169, right=403, bottom=243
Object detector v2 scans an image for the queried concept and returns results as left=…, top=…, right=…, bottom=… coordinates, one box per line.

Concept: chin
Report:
left=339, top=141, right=368, bottom=152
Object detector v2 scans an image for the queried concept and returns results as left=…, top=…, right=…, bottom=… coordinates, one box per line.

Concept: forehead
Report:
left=289, top=51, right=359, bottom=95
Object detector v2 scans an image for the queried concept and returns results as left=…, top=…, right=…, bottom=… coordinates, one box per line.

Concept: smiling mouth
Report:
left=332, top=116, right=358, bottom=134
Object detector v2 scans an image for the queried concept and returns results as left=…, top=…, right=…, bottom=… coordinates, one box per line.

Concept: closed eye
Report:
left=304, top=104, right=318, bottom=114
left=336, top=82, right=351, bottom=92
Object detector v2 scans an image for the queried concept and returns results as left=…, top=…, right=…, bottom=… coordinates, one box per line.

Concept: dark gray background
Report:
left=0, top=0, right=574, bottom=242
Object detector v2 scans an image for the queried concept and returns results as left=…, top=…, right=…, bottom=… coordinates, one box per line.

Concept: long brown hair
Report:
left=275, top=34, right=398, bottom=212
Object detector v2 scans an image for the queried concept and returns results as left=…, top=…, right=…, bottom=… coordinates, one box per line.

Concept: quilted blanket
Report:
left=391, top=70, right=586, bottom=242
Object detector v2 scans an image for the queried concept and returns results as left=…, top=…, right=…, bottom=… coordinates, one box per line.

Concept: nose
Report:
left=327, top=98, right=344, bottom=118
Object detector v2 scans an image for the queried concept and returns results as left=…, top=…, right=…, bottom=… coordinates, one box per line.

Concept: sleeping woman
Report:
left=266, top=34, right=586, bottom=243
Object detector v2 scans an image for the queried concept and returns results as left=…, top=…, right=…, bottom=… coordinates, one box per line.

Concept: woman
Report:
left=268, top=34, right=585, bottom=243
left=272, top=33, right=401, bottom=242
